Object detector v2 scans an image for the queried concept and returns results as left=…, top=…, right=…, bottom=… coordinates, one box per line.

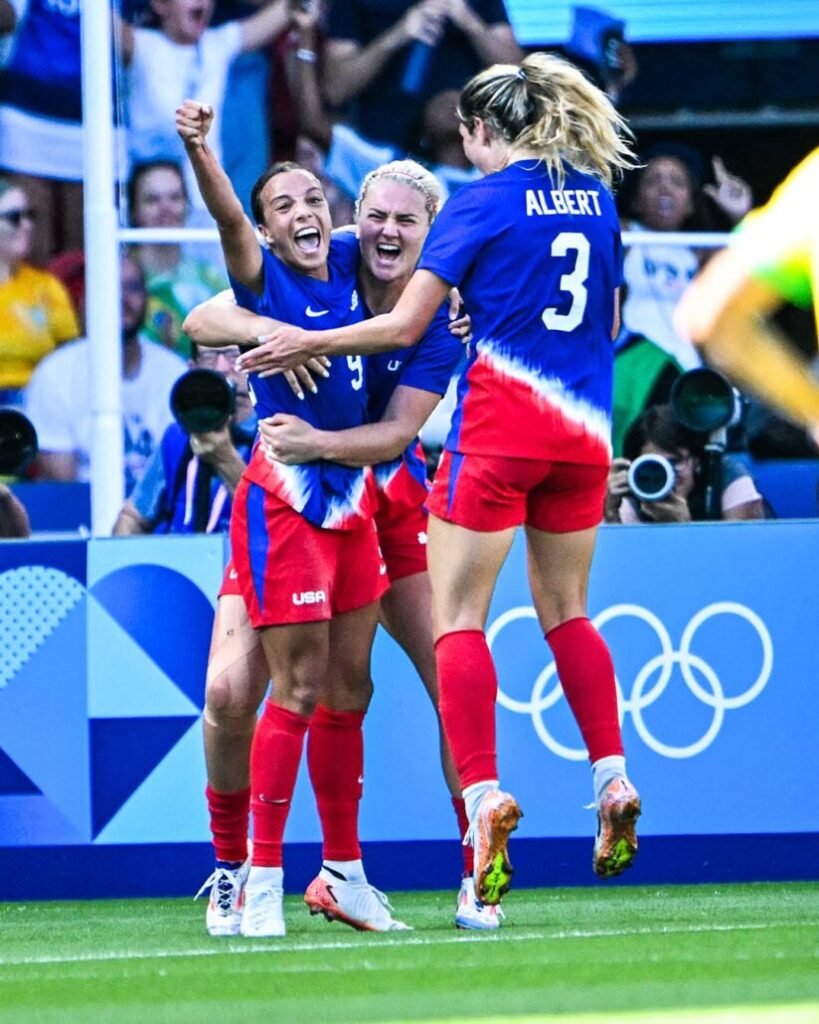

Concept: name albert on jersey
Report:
left=418, top=161, right=624, bottom=467
left=230, top=233, right=374, bottom=530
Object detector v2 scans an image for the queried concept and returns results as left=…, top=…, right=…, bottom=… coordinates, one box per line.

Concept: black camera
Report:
left=170, top=369, right=236, bottom=435
left=671, top=367, right=742, bottom=434
left=0, top=409, right=38, bottom=476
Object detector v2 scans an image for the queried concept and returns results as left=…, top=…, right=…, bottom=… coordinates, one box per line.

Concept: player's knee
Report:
left=321, top=663, right=373, bottom=711
left=286, top=681, right=320, bottom=718
left=205, top=672, right=260, bottom=728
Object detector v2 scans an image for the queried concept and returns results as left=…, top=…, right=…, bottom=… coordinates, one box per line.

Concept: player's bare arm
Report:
left=176, top=101, right=263, bottom=292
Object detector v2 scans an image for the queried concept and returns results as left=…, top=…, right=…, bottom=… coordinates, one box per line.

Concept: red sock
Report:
left=250, top=700, right=310, bottom=867
left=452, top=796, right=473, bottom=876
left=307, top=705, right=364, bottom=861
left=435, top=630, right=498, bottom=790
left=546, top=617, right=624, bottom=763
left=205, top=785, right=250, bottom=863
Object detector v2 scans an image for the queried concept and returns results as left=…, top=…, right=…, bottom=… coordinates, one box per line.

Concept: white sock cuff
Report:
left=248, top=865, right=283, bottom=888
left=322, top=858, right=366, bottom=883
left=592, top=755, right=626, bottom=804
left=463, top=780, right=500, bottom=826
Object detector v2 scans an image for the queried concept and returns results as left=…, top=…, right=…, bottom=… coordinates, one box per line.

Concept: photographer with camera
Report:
left=113, top=344, right=255, bottom=535
left=604, top=402, right=764, bottom=524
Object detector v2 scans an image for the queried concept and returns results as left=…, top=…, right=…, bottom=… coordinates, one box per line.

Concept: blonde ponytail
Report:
left=458, top=52, right=637, bottom=188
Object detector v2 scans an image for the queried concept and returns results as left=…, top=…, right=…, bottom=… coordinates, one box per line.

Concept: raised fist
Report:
left=176, top=100, right=214, bottom=149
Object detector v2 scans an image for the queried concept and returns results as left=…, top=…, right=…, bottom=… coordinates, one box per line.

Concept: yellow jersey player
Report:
left=675, top=148, right=819, bottom=445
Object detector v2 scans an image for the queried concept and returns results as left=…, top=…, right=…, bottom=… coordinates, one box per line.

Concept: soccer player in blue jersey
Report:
left=247, top=54, right=643, bottom=907
left=187, top=161, right=499, bottom=930
left=177, top=100, right=403, bottom=938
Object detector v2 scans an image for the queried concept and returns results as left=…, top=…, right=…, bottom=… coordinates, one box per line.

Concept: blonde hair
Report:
left=355, top=160, right=442, bottom=224
left=458, top=52, right=637, bottom=188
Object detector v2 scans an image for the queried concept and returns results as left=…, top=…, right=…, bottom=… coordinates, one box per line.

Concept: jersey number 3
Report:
left=542, top=232, right=590, bottom=333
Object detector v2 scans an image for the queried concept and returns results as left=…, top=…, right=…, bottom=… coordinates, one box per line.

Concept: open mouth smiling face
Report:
left=259, top=169, right=332, bottom=279
left=358, top=179, right=430, bottom=282
left=161, top=0, right=214, bottom=43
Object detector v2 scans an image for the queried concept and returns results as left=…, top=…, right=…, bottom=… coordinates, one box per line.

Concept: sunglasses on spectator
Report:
left=0, top=208, right=37, bottom=228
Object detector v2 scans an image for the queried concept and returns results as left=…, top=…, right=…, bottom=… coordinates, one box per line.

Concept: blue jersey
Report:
left=418, top=160, right=623, bottom=465
left=229, top=234, right=374, bottom=529
left=0, top=0, right=81, bottom=123
left=367, top=301, right=462, bottom=505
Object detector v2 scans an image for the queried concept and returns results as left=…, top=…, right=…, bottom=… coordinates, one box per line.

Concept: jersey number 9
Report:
left=347, top=355, right=364, bottom=391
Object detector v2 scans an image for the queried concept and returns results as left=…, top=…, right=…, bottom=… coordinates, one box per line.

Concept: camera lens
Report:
left=170, top=369, right=236, bottom=434
left=0, top=410, right=38, bottom=475
left=627, top=453, right=675, bottom=502
left=671, top=368, right=740, bottom=433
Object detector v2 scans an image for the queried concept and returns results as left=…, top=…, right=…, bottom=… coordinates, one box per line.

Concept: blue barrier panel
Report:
left=9, top=482, right=91, bottom=532
left=1, top=521, right=817, bottom=898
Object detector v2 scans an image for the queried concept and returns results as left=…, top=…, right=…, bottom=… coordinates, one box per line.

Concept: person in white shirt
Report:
left=117, top=0, right=291, bottom=224
left=619, top=143, right=752, bottom=372
left=25, top=255, right=186, bottom=496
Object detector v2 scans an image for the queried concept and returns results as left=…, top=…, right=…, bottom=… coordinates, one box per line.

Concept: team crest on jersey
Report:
left=350, top=290, right=359, bottom=311
left=387, top=359, right=403, bottom=372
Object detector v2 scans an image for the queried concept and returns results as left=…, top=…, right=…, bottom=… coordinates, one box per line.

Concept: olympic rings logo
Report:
left=486, top=602, right=773, bottom=761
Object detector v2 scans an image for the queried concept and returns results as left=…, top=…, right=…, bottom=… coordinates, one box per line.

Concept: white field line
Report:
left=384, top=1008, right=819, bottom=1024
left=0, top=918, right=816, bottom=968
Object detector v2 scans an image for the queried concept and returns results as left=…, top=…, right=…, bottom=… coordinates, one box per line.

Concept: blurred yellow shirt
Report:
left=733, top=147, right=819, bottom=335
left=0, top=264, right=80, bottom=389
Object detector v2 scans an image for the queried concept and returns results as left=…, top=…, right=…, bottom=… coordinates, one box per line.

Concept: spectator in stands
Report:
left=47, top=250, right=87, bottom=333
left=619, top=143, right=753, bottom=372
left=0, top=0, right=86, bottom=263
left=24, top=254, right=186, bottom=495
left=113, top=343, right=254, bottom=535
left=128, top=160, right=227, bottom=357
left=323, top=0, right=521, bottom=154
left=0, top=178, right=80, bottom=402
left=125, top=0, right=280, bottom=220
left=290, top=4, right=480, bottom=206
left=604, top=404, right=765, bottom=524
left=117, top=0, right=292, bottom=228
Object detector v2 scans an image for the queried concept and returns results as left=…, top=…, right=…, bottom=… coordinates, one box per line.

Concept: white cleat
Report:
left=240, top=868, right=286, bottom=938
left=454, top=876, right=503, bottom=931
left=195, top=858, right=250, bottom=937
left=304, top=870, right=411, bottom=932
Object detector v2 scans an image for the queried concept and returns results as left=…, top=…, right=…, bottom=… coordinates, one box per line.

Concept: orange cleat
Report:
left=469, top=789, right=523, bottom=906
left=593, top=777, right=641, bottom=879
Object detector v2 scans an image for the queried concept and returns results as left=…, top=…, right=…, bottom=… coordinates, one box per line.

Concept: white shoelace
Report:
left=194, top=866, right=242, bottom=914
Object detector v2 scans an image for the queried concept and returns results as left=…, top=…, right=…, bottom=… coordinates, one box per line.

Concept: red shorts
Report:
left=375, top=492, right=428, bottom=583
left=427, top=451, right=608, bottom=533
left=219, top=560, right=242, bottom=599
left=230, top=478, right=388, bottom=627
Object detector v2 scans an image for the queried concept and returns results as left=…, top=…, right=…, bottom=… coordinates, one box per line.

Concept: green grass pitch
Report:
left=1, top=883, right=818, bottom=1024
